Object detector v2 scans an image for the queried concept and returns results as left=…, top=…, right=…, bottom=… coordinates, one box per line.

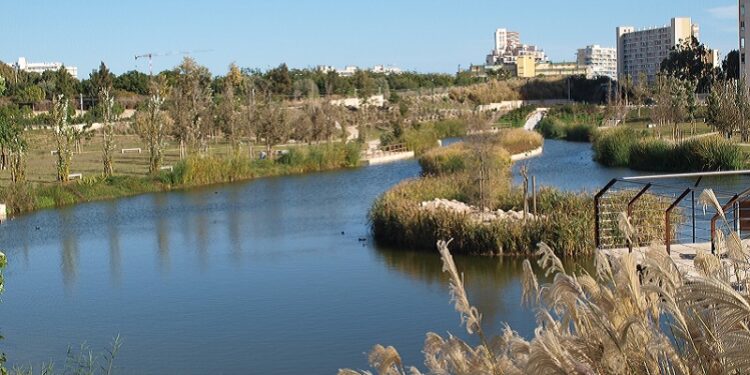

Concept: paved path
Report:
left=523, top=108, right=548, bottom=131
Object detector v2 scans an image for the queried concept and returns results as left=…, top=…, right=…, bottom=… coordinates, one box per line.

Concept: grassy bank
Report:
left=1, top=142, right=362, bottom=215
left=593, top=127, right=745, bottom=171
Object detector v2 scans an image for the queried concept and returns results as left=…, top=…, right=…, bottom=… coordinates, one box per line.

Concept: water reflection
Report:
left=374, top=245, right=594, bottom=335
left=154, top=194, right=171, bottom=272
left=59, top=209, right=79, bottom=290
left=107, top=203, right=121, bottom=285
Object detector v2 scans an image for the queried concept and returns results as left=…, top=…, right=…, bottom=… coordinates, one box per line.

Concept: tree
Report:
left=266, top=63, right=293, bottom=97
left=51, top=95, right=76, bottom=182
left=632, top=72, right=649, bottom=118
left=706, top=79, right=740, bottom=139
left=114, top=70, right=150, bottom=95
left=660, top=37, right=716, bottom=92
left=0, top=109, right=26, bottom=182
left=722, top=50, right=740, bottom=80
left=100, top=88, right=116, bottom=177
left=253, top=97, right=290, bottom=156
left=0, top=75, right=5, bottom=96
left=169, top=57, right=213, bottom=157
left=88, top=62, right=115, bottom=99
left=213, top=75, right=243, bottom=150
left=133, top=79, right=172, bottom=174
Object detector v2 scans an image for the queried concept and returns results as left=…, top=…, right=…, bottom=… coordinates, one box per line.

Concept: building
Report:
left=486, top=28, right=546, bottom=65
left=535, top=62, right=589, bottom=77
left=370, top=65, right=402, bottom=75
left=744, top=1, right=749, bottom=80
left=577, top=45, right=617, bottom=80
left=12, top=57, right=78, bottom=79
left=516, top=55, right=537, bottom=78
left=616, top=17, right=699, bottom=83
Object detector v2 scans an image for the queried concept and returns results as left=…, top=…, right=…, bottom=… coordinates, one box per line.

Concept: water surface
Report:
left=2, top=140, right=731, bottom=374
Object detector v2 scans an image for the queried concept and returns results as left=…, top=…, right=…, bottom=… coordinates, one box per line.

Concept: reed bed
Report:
left=369, top=175, right=595, bottom=257
left=594, top=128, right=745, bottom=171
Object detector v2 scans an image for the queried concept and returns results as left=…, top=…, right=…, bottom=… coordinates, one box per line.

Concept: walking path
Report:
left=523, top=108, right=548, bottom=131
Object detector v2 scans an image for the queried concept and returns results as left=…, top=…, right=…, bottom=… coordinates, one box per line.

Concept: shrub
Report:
left=494, top=128, right=543, bottom=155
left=419, top=144, right=470, bottom=176
left=537, top=114, right=597, bottom=142
left=592, top=127, right=642, bottom=167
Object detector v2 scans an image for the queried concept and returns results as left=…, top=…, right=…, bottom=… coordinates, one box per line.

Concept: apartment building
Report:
left=12, top=57, right=78, bottom=79
left=577, top=45, right=617, bottom=80
left=616, top=17, right=698, bottom=83
left=486, top=28, right=546, bottom=65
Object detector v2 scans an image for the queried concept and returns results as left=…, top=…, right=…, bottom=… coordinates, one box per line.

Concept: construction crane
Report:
left=135, top=49, right=212, bottom=75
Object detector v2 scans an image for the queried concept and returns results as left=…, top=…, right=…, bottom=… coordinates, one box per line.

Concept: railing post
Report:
left=595, top=179, right=618, bottom=249
left=627, top=183, right=652, bottom=218
left=665, top=189, right=691, bottom=255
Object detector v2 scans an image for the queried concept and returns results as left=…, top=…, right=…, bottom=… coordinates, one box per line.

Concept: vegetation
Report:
left=449, top=76, right=610, bottom=106
left=0, top=141, right=361, bottom=215
left=373, top=129, right=592, bottom=257
left=537, top=117, right=597, bottom=142
left=593, top=127, right=745, bottom=172
left=345, top=193, right=750, bottom=374
left=370, top=177, right=595, bottom=257
left=398, top=119, right=468, bottom=155
left=496, top=105, right=536, bottom=128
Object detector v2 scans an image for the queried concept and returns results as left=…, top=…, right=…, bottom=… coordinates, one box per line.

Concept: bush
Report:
left=494, top=128, right=543, bottom=155
left=628, top=136, right=744, bottom=172
left=404, top=119, right=468, bottom=155
left=538, top=119, right=597, bottom=143
left=592, top=127, right=642, bottom=167
left=593, top=129, right=745, bottom=172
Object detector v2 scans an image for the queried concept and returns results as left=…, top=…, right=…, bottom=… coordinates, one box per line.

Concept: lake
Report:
left=0, top=140, right=679, bottom=374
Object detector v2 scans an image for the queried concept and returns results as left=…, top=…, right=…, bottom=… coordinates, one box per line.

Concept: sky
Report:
left=0, top=0, right=741, bottom=77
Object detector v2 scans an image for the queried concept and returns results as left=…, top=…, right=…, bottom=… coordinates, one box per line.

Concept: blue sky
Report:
left=0, top=0, right=740, bottom=77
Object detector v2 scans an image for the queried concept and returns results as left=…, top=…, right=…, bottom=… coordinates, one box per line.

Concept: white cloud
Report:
left=708, top=5, right=736, bottom=20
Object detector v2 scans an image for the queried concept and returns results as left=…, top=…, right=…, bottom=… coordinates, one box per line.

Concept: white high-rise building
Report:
left=616, top=17, right=699, bottom=83
left=577, top=45, right=617, bottom=80
left=13, top=57, right=78, bottom=79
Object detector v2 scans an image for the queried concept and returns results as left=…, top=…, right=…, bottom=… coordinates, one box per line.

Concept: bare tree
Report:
left=52, top=95, right=75, bottom=182
left=169, top=57, right=213, bottom=157
left=100, top=88, right=116, bottom=177
left=133, top=81, right=172, bottom=174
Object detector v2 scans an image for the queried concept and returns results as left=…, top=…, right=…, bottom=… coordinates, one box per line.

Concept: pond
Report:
left=0, top=140, right=671, bottom=374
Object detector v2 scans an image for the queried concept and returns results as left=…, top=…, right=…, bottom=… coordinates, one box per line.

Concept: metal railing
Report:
left=595, top=171, right=750, bottom=254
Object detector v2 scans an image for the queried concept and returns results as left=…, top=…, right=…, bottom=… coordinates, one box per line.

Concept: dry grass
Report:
left=346, top=188, right=750, bottom=375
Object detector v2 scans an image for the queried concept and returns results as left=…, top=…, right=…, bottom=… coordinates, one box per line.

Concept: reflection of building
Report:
left=616, top=17, right=699, bottom=83
left=577, top=45, right=617, bottom=80
left=486, top=28, right=547, bottom=65
left=13, top=57, right=78, bottom=79
left=742, top=1, right=750, bottom=82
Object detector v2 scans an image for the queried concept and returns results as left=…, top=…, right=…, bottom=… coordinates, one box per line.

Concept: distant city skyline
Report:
left=0, top=0, right=739, bottom=77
